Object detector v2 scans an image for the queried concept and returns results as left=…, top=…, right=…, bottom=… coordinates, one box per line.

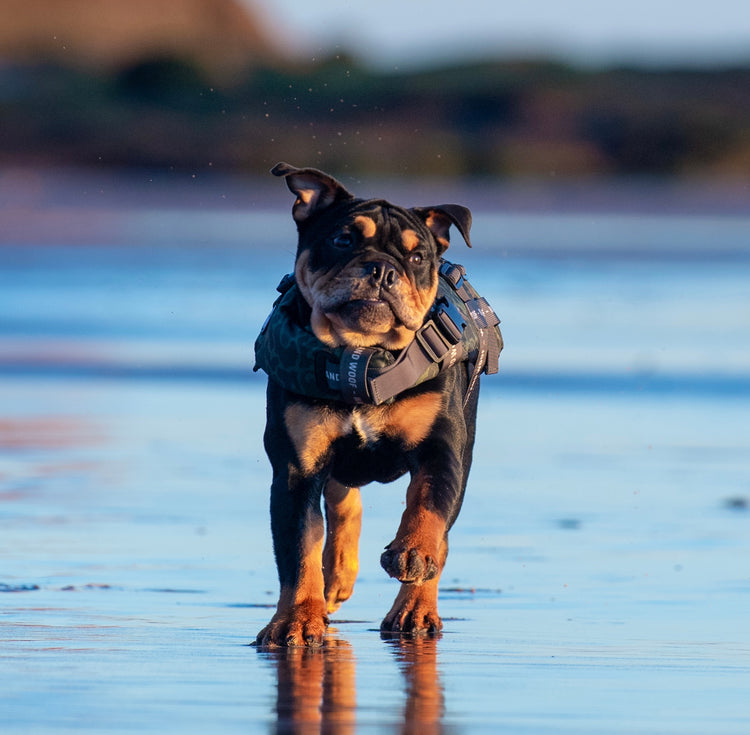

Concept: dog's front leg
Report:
left=379, top=467, right=451, bottom=635
left=256, top=389, right=346, bottom=647
left=256, top=466, right=329, bottom=647
left=380, top=414, right=469, bottom=634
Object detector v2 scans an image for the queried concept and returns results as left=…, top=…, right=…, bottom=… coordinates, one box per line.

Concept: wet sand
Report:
left=1, top=175, right=749, bottom=733
left=2, top=375, right=749, bottom=733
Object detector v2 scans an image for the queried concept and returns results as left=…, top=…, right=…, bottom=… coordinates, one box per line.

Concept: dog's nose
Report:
left=367, top=261, right=398, bottom=290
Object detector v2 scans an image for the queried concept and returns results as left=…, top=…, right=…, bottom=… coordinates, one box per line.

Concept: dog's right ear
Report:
left=271, top=162, right=354, bottom=224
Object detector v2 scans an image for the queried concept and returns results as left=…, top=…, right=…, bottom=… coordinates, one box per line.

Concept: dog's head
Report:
left=273, top=162, right=472, bottom=350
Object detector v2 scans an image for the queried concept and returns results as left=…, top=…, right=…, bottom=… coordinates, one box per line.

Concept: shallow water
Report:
left=1, top=172, right=749, bottom=733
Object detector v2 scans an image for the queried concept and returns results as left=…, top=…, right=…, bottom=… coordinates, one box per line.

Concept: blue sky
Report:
left=254, top=0, right=750, bottom=68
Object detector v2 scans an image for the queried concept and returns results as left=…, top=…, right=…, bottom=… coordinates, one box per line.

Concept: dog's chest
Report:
left=347, top=408, right=383, bottom=445
left=283, top=391, right=442, bottom=475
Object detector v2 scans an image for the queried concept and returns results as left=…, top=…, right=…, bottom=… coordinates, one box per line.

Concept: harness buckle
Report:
left=439, top=260, right=466, bottom=290
left=416, top=320, right=453, bottom=362
left=433, top=296, right=467, bottom=344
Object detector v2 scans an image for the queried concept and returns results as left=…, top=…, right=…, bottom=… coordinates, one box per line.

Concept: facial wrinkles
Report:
left=390, top=213, right=437, bottom=327
left=357, top=210, right=436, bottom=331
left=294, top=205, right=439, bottom=349
left=295, top=251, right=347, bottom=311
left=294, top=251, right=341, bottom=346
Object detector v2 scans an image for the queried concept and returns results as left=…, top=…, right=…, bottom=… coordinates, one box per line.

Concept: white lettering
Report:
left=343, top=348, right=366, bottom=392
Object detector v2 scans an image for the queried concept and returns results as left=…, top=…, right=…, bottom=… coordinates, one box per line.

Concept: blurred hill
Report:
left=0, top=0, right=278, bottom=77
left=0, top=0, right=748, bottom=179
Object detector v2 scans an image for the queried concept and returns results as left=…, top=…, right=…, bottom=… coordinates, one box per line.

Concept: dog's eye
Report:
left=331, top=232, right=354, bottom=249
left=408, top=253, right=423, bottom=265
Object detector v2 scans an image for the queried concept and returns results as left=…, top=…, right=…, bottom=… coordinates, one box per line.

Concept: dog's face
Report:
left=273, top=163, right=472, bottom=350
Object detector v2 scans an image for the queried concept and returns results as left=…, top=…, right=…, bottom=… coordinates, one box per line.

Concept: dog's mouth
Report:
left=296, top=257, right=437, bottom=349
left=331, top=298, right=398, bottom=333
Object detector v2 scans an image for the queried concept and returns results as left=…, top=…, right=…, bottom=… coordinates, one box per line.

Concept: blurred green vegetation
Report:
left=1, top=53, right=749, bottom=178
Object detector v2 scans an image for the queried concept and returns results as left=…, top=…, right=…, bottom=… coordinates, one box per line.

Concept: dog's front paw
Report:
left=255, top=599, right=329, bottom=648
left=324, top=562, right=357, bottom=614
left=380, top=545, right=439, bottom=583
left=380, top=581, right=442, bottom=635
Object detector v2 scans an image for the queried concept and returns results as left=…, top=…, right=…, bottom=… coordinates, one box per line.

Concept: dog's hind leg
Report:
left=323, top=479, right=362, bottom=614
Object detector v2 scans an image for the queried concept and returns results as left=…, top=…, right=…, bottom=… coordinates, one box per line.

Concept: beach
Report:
left=1, top=171, right=749, bottom=733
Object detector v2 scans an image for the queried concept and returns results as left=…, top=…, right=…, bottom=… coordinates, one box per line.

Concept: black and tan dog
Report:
left=254, top=163, right=500, bottom=647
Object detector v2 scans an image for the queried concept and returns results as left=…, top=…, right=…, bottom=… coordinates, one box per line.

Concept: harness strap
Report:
left=369, top=318, right=464, bottom=404
left=254, top=259, right=502, bottom=405
left=324, top=316, right=464, bottom=405
left=439, top=261, right=502, bottom=405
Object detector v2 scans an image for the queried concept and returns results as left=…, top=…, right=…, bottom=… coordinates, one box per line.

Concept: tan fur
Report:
left=284, top=392, right=442, bottom=475
left=372, top=391, right=443, bottom=447
left=295, top=241, right=439, bottom=350
left=354, top=215, right=377, bottom=239
left=382, top=469, right=448, bottom=587
left=324, top=313, right=415, bottom=350
left=257, top=505, right=328, bottom=646
left=411, top=272, right=439, bottom=321
left=401, top=228, right=420, bottom=251
left=402, top=472, right=448, bottom=563
left=323, top=480, right=362, bottom=613
left=294, top=251, right=346, bottom=347
left=425, top=211, right=450, bottom=252
left=285, top=404, right=347, bottom=475
left=381, top=575, right=443, bottom=633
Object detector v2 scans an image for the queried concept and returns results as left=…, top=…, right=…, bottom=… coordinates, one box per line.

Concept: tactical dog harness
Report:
left=254, top=260, right=503, bottom=406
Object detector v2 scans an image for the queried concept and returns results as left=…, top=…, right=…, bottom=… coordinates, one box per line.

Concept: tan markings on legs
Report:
left=381, top=472, right=447, bottom=584
left=257, top=506, right=329, bottom=647
left=284, top=404, right=349, bottom=475
left=323, top=479, right=363, bottom=614
left=354, top=215, right=377, bottom=239
left=380, top=574, right=443, bottom=634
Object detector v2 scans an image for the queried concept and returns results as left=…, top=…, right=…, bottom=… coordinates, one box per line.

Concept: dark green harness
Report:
left=254, top=260, right=503, bottom=406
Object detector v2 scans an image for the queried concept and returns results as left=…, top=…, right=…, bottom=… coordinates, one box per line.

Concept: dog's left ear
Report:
left=412, top=204, right=472, bottom=253
left=271, top=162, right=354, bottom=224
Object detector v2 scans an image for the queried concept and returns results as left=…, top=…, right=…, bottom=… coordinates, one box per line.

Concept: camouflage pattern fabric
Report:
left=253, top=262, right=501, bottom=402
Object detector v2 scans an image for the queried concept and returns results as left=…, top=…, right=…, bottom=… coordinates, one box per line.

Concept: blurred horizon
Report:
left=1, top=0, right=749, bottom=180
left=258, top=0, right=750, bottom=71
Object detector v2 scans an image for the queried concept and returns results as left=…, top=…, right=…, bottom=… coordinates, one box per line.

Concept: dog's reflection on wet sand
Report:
left=382, top=634, right=445, bottom=735
left=260, top=630, right=445, bottom=735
